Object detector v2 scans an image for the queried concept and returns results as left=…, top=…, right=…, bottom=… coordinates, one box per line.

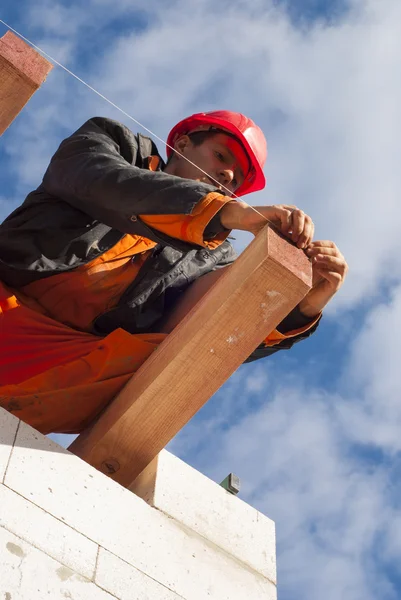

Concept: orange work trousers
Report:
left=0, top=282, right=166, bottom=435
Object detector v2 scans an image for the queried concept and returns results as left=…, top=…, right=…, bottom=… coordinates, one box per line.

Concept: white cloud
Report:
left=26, top=2, right=87, bottom=37
left=2, top=1, right=401, bottom=598
left=336, top=283, right=401, bottom=453
left=245, top=365, right=269, bottom=393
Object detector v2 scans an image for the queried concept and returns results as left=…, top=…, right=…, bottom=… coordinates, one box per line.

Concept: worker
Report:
left=0, top=111, right=347, bottom=435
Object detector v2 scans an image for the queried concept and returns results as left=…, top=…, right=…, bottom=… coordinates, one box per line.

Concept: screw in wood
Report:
left=101, top=458, right=120, bottom=474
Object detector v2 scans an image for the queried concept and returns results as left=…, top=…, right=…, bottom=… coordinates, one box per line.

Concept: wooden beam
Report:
left=69, top=226, right=312, bottom=486
left=0, top=31, right=53, bottom=136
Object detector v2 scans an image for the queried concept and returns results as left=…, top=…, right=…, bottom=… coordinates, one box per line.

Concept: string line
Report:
left=0, top=18, right=274, bottom=227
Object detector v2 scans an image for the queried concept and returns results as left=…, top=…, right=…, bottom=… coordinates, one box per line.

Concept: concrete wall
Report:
left=0, top=407, right=276, bottom=599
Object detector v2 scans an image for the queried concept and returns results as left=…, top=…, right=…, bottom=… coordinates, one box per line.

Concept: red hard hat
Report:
left=166, top=110, right=267, bottom=196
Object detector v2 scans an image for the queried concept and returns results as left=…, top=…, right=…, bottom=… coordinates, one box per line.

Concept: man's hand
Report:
left=298, top=241, right=348, bottom=318
left=219, top=202, right=347, bottom=317
left=220, top=202, right=314, bottom=248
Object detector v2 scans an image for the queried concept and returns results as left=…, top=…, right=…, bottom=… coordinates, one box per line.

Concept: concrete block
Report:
left=0, top=483, right=98, bottom=579
left=131, top=450, right=276, bottom=582
left=0, top=408, right=19, bottom=482
left=95, top=548, right=183, bottom=599
left=5, top=420, right=277, bottom=600
left=0, top=526, right=116, bottom=599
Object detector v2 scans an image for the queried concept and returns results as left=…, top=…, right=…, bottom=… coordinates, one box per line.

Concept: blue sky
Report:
left=1, top=1, right=401, bottom=598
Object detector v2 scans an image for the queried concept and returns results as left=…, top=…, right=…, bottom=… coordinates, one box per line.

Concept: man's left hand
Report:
left=298, top=241, right=348, bottom=318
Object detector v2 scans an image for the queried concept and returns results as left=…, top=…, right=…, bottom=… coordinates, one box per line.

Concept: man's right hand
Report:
left=219, top=201, right=315, bottom=249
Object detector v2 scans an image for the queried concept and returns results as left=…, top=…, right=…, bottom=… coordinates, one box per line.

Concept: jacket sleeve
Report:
left=140, top=192, right=233, bottom=250
left=244, top=313, right=321, bottom=363
left=42, top=117, right=228, bottom=239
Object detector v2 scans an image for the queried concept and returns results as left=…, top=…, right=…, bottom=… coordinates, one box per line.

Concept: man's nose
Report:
left=218, top=168, right=234, bottom=187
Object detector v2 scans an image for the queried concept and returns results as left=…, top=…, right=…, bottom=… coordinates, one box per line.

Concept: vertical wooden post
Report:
left=0, top=31, right=53, bottom=136
left=69, top=226, right=313, bottom=487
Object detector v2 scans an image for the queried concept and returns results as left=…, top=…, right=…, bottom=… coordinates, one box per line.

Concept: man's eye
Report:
left=215, top=151, right=224, bottom=161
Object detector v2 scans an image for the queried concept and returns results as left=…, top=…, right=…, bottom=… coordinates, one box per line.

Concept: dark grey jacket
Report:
left=0, top=117, right=319, bottom=360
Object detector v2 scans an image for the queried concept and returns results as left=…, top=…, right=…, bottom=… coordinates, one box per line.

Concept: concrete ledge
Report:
left=0, top=526, right=115, bottom=600
left=0, top=484, right=98, bottom=579
left=0, top=407, right=276, bottom=600
left=95, top=548, right=184, bottom=599
left=130, top=450, right=276, bottom=583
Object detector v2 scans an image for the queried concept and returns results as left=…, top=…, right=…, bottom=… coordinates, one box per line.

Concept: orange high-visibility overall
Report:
left=0, top=189, right=315, bottom=434
left=0, top=193, right=233, bottom=434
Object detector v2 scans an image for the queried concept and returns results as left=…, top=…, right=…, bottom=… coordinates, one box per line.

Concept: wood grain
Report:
left=69, top=226, right=312, bottom=487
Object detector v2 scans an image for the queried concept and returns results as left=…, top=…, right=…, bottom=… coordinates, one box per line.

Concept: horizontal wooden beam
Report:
left=69, top=226, right=312, bottom=486
left=0, top=31, right=53, bottom=136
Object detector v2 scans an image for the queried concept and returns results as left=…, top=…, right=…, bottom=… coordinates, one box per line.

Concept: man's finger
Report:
left=314, top=267, right=343, bottom=286
left=278, top=204, right=297, bottom=211
left=313, top=255, right=347, bottom=274
left=306, top=246, right=343, bottom=258
left=274, top=207, right=293, bottom=233
left=306, top=240, right=337, bottom=249
left=297, top=214, right=314, bottom=248
left=290, top=209, right=305, bottom=242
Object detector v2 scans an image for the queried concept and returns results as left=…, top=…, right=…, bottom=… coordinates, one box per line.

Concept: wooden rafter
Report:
left=69, top=226, right=312, bottom=487
left=0, top=31, right=52, bottom=136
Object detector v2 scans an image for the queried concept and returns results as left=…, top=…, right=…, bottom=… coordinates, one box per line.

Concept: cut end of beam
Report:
left=267, top=228, right=312, bottom=287
left=0, top=31, right=53, bottom=87
left=0, top=31, right=53, bottom=136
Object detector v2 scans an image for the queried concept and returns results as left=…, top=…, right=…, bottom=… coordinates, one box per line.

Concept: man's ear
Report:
left=174, top=134, right=192, bottom=157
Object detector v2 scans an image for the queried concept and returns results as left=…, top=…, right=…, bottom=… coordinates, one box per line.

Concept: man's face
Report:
left=172, top=132, right=249, bottom=196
